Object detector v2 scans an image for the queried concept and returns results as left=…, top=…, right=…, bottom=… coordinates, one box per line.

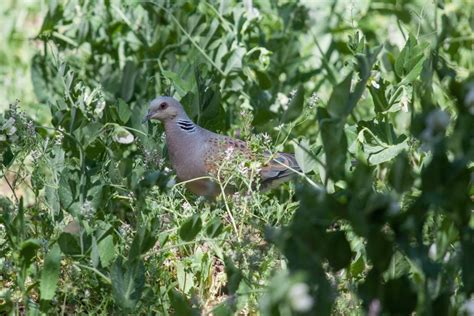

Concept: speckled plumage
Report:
left=144, top=96, right=301, bottom=197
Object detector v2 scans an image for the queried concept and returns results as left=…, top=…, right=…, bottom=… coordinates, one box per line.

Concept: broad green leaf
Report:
left=168, top=288, right=199, bottom=316
left=368, top=139, right=408, bottom=165
left=388, top=151, right=414, bottom=193
left=162, top=70, right=192, bottom=97
left=205, top=217, right=224, bottom=238
left=176, top=261, right=194, bottom=294
left=58, top=232, right=81, bottom=255
left=318, top=108, right=347, bottom=180
left=98, top=235, right=115, bottom=267
left=179, top=214, right=202, bottom=242
left=111, top=259, right=145, bottom=311
left=91, top=237, right=100, bottom=268
left=58, top=171, right=73, bottom=209
left=19, top=239, right=41, bottom=268
left=400, top=57, right=425, bottom=85
left=293, top=139, right=319, bottom=174
left=128, top=222, right=158, bottom=261
left=40, top=244, right=61, bottom=301
left=327, top=73, right=352, bottom=119
left=120, top=61, right=138, bottom=102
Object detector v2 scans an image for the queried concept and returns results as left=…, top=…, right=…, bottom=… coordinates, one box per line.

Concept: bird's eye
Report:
left=159, top=102, right=168, bottom=110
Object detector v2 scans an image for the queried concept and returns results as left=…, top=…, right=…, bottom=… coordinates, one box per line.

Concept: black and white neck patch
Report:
left=176, top=119, right=196, bottom=133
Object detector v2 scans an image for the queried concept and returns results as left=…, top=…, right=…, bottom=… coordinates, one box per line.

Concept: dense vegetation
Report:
left=1, top=0, right=473, bottom=314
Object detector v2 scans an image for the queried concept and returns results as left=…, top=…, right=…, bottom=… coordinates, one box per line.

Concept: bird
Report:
left=143, top=96, right=301, bottom=197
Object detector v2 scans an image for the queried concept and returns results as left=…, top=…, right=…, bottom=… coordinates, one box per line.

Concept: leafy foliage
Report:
left=1, top=0, right=473, bottom=315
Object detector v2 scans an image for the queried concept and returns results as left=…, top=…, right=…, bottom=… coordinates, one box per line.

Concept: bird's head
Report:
left=143, top=96, right=187, bottom=123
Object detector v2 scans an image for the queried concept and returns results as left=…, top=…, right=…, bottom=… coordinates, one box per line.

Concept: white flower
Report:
left=238, top=162, right=249, bottom=176
left=370, top=71, right=381, bottom=89
left=277, top=93, right=289, bottom=108
left=261, top=133, right=271, bottom=145
left=289, top=89, right=297, bottom=98
left=371, top=80, right=380, bottom=89
left=81, top=200, right=94, bottom=218
left=308, top=92, right=320, bottom=108
left=288, top=282, right=314, bottom=312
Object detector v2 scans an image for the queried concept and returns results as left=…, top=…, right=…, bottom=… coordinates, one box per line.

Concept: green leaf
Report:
left=224, top=256, right=243, bottom=295
left=2, top=148, right=14, bottom=167
left=293, top=139, right=319, bottom=174
left=45, top=185, right=60, bottom=216
left=120, top=61, right=138, bottom=102
left=318, top=108, right=347, bottom=180
left=326, top=73, right=352, bottom=119
left=394, top=34, right=428, bottom=83
left=58, top=232, right=81, bottom=255
left=369, top=81, right=391, bottom=113
left=91, top=237, right=100, bottom=268
left=388, top=151, right=414, bottom=193
left=162, top=70, right=193, bottom=97
left=368, top=139, right=408, bottom=165
left=58, top=171, right=74, bottom=209
left=117, top=99, right=132, bottom=123
left=255, top=70, right=272, bottom=89
left=19, top=239, right=41, bottom=268
left=179, top=214, right=202, bottom=242
left=205, top=217, right=224, bottom=238
left=111, top=258, right=145, bottom=311
left=282, top=85, right=304, bottom=123
left=98, top=235, right=115, bottom=268
left=169, top=288, right=199, bottom=316
left=40, top=244, right=61, bottom=301
left=128, top=219, right=159, bottom=261
left=176, top=261, right=194, bottom=294
left=400, top=57, right=425, bottom=85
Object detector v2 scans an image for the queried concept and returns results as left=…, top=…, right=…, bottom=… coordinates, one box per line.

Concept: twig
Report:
left=3, top=174, right=19, bottom=204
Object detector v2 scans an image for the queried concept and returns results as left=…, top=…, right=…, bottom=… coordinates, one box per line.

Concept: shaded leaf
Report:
left=40, top=244, right=61, bottom=301
left=179, top=214, right=202, bottom=242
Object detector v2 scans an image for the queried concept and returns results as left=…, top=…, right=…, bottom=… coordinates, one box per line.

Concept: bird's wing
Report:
left=260, top=152, right=301, bottom=190
left=203, top=134, right=251, bottom=175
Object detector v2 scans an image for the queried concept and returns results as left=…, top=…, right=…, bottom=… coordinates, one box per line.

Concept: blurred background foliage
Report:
left=0, top=0, right=473, bottom=314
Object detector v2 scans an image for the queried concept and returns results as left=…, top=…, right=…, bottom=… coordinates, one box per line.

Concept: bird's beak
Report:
left=142, top=112, right=151, bottom=124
